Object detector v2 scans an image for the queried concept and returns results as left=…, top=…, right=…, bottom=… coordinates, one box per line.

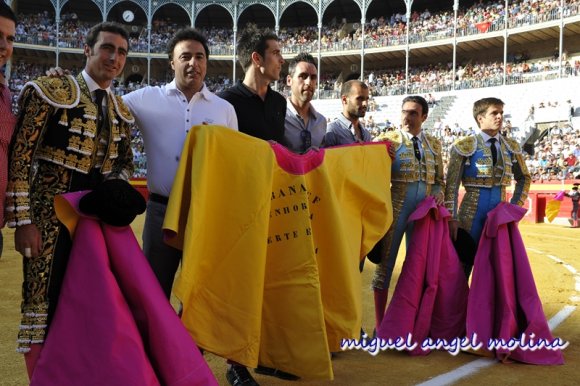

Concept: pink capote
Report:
left=31, top=191, right=218, bottom=386
left=377, top=197, right=468, bottom=355
left=467, top=202, right=564, bottom=365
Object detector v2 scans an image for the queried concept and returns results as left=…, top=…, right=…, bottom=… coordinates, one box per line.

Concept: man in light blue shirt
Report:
left=283, top=53, right=326, bottom=153
left=323, top=80, right=372, bottom=147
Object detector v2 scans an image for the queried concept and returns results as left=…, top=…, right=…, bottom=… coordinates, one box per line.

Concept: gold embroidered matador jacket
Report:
left=5, top=74, right=134, bottom=352
left=6, top=74, right=134, bottom=227
left=444, top=134, right=531, bottom=241
left=378, top=129, right=444, bottom=190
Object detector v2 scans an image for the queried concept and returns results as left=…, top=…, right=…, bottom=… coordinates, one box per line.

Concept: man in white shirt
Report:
left=122, top=28, right=238, bottom=298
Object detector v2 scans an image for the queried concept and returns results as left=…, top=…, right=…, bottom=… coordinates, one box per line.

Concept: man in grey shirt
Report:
left=323, top=80, right=372, bottom=146
left=283, top=53, right=326, bottom=153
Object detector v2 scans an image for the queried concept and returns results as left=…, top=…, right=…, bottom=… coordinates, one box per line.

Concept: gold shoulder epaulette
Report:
left=385, top=130, right=402, bottom=143
left=503, top=137, right=522, bottom=154
left=112, top=95, right=135, bottom=124
left=375, top=130, right=403, bottom=150
left=452, top=135, right=477, bottom=157
left=23, top=75, right=80, bottom=109
left=424, top=133, right=442, bottom=155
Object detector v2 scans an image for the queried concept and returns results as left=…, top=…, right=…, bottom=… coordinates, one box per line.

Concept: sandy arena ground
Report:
left=1, top=216, right=578, bottom=385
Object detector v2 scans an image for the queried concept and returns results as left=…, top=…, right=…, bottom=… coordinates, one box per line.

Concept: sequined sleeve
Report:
left=510, top=148, right=531, bottom=207
left=6, top=88, right=53, bottom=227
left=107, top=119, right=134, bottom=181
left=444, top=147, right=465, bottom=219
left=431, top=136, right=445, bottom=195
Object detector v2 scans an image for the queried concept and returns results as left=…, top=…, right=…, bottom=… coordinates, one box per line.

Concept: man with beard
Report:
left=323, top=80, right=371, bottom=146
left=322, top=79, right=374, bottom=277
left=283, top=53, right=326, bottom=153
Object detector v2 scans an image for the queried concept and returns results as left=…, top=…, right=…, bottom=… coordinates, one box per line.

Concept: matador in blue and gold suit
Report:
left=444, top=133, right=531, bottom=273
left=370, top=129, right=445, bottom=297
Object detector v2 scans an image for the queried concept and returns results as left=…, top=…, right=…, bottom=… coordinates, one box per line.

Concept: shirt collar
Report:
left=82, top=70, right=111, bottom=94
left=336, top=113, right=360, bottom=133
left=287, top=98, right=316, bottom=119
left=238, top=80, right=273, bottom=99
left=479, top=130, right=500, bottom=142
left=403, top=130, right=422, bottom=141
left=166, top=79, right=210, bottom=100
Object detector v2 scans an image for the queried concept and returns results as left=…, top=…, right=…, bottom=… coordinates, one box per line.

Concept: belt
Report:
left=149, top=193, right=169, bottom=205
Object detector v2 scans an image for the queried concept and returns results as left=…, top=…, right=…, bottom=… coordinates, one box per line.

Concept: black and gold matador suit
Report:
left=6, top=74, right=134, bottom=352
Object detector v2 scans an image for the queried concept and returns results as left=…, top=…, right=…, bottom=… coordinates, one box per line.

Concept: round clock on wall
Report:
left=122, top=10, right=134, bottom=23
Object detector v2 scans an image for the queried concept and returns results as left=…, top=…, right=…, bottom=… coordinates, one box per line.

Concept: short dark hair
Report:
left=287, top=52, right=316, bottom=77
left=167, top=28, right=210, bottom=61
left=341, top=79, right=368, bottom=97
left=236, top=24, right=279, bottom=72
left=0, top=2, right=16, bottom=24
left=85, top=22, right=130, bottom=51
left=402, top=95, right=429, bottom=116
left=473, top=97, right=504, bottom=125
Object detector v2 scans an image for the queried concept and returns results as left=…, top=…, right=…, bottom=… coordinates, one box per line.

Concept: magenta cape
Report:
left=377, top=197, right=468, bottom=355
left=30, top=191, right=217, bottom=386
left=467, top=202, right=564, bottom=365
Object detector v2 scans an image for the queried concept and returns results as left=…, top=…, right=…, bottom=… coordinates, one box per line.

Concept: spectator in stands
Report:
left=283, top=52, right=326, bottom=153
left=445, top=97, right=531, bottom=277
left=0, top=2, right=17, bottom=261
left=369, top=95, right=445, bottom=328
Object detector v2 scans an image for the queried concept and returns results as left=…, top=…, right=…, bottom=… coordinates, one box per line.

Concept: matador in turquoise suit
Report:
left=444, top=97, right=531, bottom=276
left=370, top=96, right=445, bottom=328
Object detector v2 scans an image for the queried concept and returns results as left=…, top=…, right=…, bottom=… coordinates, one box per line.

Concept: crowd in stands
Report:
left=7, top=0, right=580, bottom=179
left=526, top=124, right=580, bottom=182
left=13, top=0, right=580, bottom=54
left=5, top=62, right=579, bottom=179
left=5, top=62, right=580, bottom=182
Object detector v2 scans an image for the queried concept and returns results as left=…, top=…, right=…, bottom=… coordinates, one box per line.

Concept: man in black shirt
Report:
left=218, top=24, right=294, bottom=386
left=219, top=24, right=286, bottom=142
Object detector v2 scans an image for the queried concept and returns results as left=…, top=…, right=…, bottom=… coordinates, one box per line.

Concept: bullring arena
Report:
left=1, top=0, right=580, bottom=384
left=2, top=215, right=580, bottom=385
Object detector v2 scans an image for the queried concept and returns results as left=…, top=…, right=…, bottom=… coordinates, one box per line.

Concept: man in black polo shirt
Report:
left=219, top=24, right=286, bottom=142
left=218, top=24, right=293, bottom=386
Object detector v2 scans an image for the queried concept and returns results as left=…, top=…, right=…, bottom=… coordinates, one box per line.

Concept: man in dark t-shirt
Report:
left=219, top=25, right=286, bottom=142
left=218, top=24, right=294, bottom=386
